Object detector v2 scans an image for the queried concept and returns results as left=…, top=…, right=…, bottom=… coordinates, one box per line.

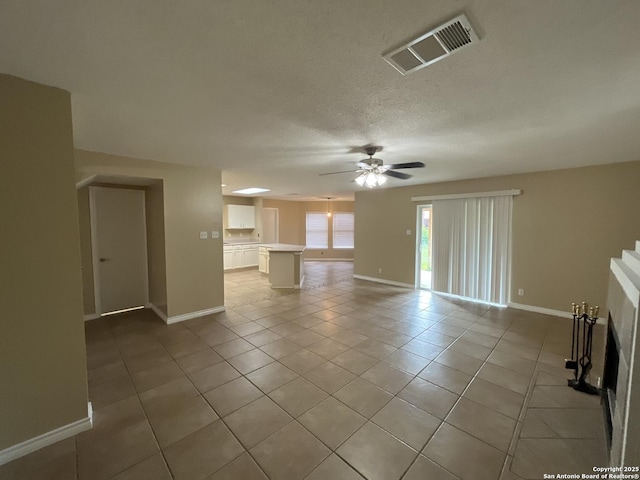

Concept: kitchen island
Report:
left=259, top=244, right=305, bottom=289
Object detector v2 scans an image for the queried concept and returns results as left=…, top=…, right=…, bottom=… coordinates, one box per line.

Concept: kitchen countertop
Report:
left=223, top=241, right=261, bottom=246
left=260, top=243, right=306, bottom=252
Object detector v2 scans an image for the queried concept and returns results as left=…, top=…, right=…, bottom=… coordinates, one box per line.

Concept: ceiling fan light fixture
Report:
left=365, top=172, right=378, bottom=188
left=355, top=173, right=367, bottom=186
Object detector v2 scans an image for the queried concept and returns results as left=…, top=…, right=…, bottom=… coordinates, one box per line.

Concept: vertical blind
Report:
left=333, top=212, right=354, bottom=248
left=306, top=213, right=328, bottom=248
left=431, top=195, right=512, bottom=305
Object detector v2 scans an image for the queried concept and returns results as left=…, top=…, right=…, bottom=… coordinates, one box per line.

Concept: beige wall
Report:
left=77, top=187, right=96, bottom=315
left=0, top=74, right=88, bottom=450
left=263, top=199, right=355, bottom=260
left=75, top=150, right=224, bottom=318
left=355, top=160, right=640, bottom=312
left=146, top=180, right=168, bottom=315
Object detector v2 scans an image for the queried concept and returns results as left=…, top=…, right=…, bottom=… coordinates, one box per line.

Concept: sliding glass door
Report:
left=430, top=195, right=512, bottom=305
left=417, top=205, right=432, bottom=289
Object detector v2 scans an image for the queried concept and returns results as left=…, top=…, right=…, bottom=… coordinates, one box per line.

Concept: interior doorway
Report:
left=262, top=207, right=279, bottom=244
left=417, top=205, right=432, bottom=289
left=90, top=186, right=149, bottom=315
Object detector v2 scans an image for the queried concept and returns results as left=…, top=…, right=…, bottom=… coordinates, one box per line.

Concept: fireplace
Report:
left=605, top=241, right=640, bottom=466
left=602, top=315, right=619, bottom=449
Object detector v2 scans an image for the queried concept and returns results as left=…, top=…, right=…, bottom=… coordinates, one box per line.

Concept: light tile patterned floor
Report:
left=0, top=262, right=607, bottom=480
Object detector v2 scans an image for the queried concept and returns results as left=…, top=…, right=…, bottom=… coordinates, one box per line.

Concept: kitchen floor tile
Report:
left=175, top=348, right=223, bottom=374
left=203, top=376, right=264, bottom=417
left=250, top=421, right=330, bottom=480
left=146, top=395, right=218, bottom=448
left=372, top=397, right=441, bottom=450
left=208, top=452, right=267, bottom=480
left=331, top=349, right=378, bottom=374
left=268, top=376, right=328, bottom=417
left=224, top=396, right=292, bottom=448
left=298, top=397, right=367, bottom=449
left=163, top=421, right=244, bottom=480
left=463, top=378, right=525, bottom=420
left=446, top=397, right=517, bottom=452
left=279, top=348, right=326, bottom=374
left=361, top=361, right=414, bottom=394
left=403, top=455, right=461, bottom=480
left=418, top=362, right=473, bottom=395
left=305, top=453, right=364, bottom=480
left=398, top=377, right=459, bottom=419
left=334, top=377, right=394, bottom=418
left=303, top=361, right=356, bottom=393
left=423, top=423, right=505, bottom=480
left=226, top=348, right=274, bottom=374
left=111, top=453, right=171, bottom=480
left=337, top=422, right=418, bottom=480
left=188, top=361, right=240, bottom=393
left=245, top=362, right=299, bottom=393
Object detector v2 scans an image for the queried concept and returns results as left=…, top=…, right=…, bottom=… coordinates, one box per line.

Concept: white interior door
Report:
left=262, top=208, right=279, bottom=244
left=90, top=186, right=148, bottom=314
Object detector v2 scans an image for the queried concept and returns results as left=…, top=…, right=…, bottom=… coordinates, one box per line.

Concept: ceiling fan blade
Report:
left=384, top=161, right=425, bottom=169
left=319, top=169, right=360, bottom=176
left=383, top=170, right=412, bottom=180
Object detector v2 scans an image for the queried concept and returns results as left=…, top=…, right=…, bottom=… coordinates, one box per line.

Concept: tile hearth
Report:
left=0, top=262, right=607, bottom=480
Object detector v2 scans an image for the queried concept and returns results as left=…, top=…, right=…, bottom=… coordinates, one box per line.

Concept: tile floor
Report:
left=0, top=262, right=608, bottom=480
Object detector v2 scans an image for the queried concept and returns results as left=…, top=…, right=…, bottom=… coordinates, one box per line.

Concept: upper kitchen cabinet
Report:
left=226, top=204, right=256, bottom=229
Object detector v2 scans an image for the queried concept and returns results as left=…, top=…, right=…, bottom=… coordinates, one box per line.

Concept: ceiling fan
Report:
left=320, top=146, right=425, bottom=188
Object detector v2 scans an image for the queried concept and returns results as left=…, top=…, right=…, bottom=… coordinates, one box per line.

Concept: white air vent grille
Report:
left=383, top=14, right=479, bottom=76
left=435, top=21, right=472, bottom=51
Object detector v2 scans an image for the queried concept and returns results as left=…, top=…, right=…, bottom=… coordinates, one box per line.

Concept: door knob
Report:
left=99, top=257, right=110, bottom=262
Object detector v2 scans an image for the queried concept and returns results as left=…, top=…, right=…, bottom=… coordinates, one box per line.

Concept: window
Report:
left=333, top=212, right=354, bottom=249
left=306, top=213, right=328, bottom=248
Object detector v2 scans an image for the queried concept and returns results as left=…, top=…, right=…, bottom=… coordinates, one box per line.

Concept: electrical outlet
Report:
left=211, top=231, right=219, bottom=239
left=200, top=231, right=208, bottom=239
left=378, top=267, right=382, bottom=274
left=518, top=288, right=524, bottom=296
left=406, top=229, right=412, bottom=235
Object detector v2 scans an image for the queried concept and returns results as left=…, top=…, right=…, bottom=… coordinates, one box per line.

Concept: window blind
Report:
left=431, top=195, right=512, bottom=305
left=306, top=213, right=328, bottom=248
left=333, top=212, right=354, bottom=249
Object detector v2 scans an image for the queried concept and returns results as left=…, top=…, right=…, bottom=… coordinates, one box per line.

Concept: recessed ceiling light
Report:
left=232, top=187, right=270, bottom=195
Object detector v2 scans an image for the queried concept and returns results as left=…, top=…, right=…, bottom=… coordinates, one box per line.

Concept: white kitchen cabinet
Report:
left=224, top=244, right=259, bottom=270
left=259, top=246, right=269, bottom=274
left=223, top=246, right=234, bottom=270
left=226, top=205, right=256, bottom=229
left=242, top=245, right=259, bottom=267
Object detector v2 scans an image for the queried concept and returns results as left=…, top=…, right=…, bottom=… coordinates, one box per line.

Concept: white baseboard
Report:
left=306, top=258, right=354, bottom=262
left=508, top=302, right=607, bottom=325
left=353, top=274, right=415, bottom=289
left=0, top=412, right=92, bottom=466
left=147, top=303, right=168, bottom=322
left=165, top=305, right=226, bottom=325
left=83, top=313, right=101, bottom=322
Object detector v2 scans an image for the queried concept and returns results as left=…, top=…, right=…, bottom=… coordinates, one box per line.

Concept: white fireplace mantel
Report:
left=607, top=240, right=640, bottom=466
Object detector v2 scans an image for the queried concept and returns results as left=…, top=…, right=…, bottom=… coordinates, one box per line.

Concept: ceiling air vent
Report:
left=383, top=14, right=479, bottom=75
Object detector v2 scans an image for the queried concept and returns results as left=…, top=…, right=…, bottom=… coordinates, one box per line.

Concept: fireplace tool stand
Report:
left=565, top=302, right=600, bottom=395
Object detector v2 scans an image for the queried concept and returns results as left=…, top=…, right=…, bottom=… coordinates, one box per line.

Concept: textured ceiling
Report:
left=2, top=0, right=640, bottom=200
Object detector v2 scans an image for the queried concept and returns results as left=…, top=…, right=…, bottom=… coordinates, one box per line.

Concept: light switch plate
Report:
left=200, top=231, right=208, bottom=239
left=211, top=231, right=219, bottom=239
left=406, top=229, right=412, bottom=235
